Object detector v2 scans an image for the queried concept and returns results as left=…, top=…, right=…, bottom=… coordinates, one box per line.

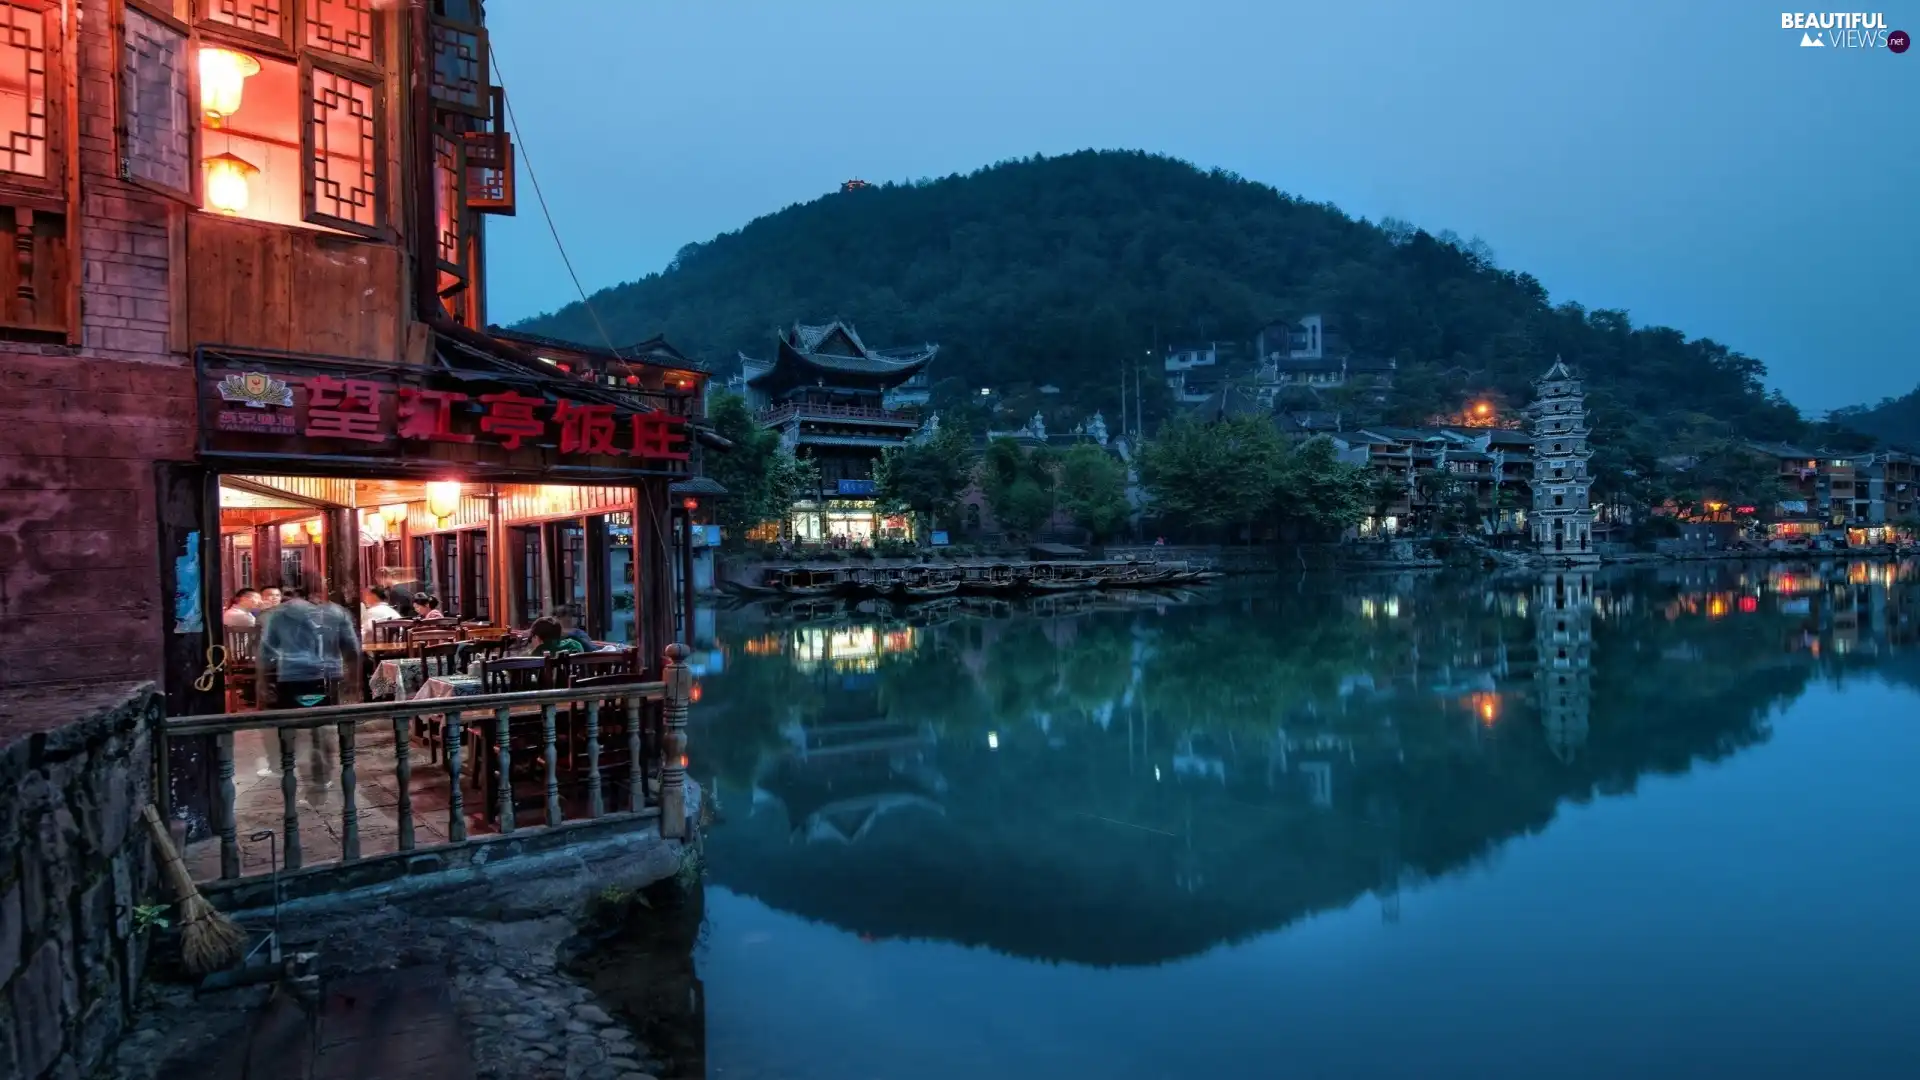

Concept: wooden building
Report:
left=733, top=321, right=936, bottom=543
left=0, top=1, right=714, bottom=710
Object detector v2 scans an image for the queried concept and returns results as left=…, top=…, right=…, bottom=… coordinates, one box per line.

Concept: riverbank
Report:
left=114, top=812, right=706, bottom=1080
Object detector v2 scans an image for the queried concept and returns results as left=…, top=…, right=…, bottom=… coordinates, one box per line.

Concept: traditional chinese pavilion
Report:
left=0, top=0, right=716, bottom=709
left=735, top=321, right=937, bottom=543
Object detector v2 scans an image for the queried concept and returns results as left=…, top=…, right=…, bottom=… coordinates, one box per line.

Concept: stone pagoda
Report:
left=1534, top=570, right=1594, bottom=762
left=1526, top=358, right=1598, bottom=562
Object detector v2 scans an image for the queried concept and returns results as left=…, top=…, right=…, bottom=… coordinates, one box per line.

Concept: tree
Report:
left=701, top=391, right=818, bottom=547
left=1139, top=416, right=1285, bottom=537
left=1056, top=443, right=1131, bottom=541
left=1271, top=436, right=1376, bottom=538
left=875, top=425, right=977, bottom=541
left=978, top=438, right=1057, bottom=539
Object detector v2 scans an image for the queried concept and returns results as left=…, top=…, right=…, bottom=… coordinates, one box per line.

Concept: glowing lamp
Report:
left=380, top=504, right=408, bottom=526
left=304, top=519, right=324, bottom=539
left=688, top=684, right=702, bottom=703
left=625, top=375, right=640, bottom=387
left=425, top=481, right=462, bottom=521
left=203, top=152, right=260, bottom=215
left=279, top=523, right=301, bottom=545
left=199, top=47, right=260, bottom=126
left=682, top=498, right=698, bottom=511
left=360, top=511, right=386, bottom=541
left=1474, top=402, right=1491, bottom=417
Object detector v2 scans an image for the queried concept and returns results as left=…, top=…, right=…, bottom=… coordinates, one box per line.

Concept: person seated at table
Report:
left=551, top=604, right=594, bottom=648
left=259, top=585, right=283, bottom=609
left=360, top=585, right=401, bottom=638
left=223, top=588, right=261, bottom=628
left=412, top=592, right=444, bottom=619
left=529, top=616, right=587, bottom=657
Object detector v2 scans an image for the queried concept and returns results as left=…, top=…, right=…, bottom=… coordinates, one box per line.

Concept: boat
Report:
left=1024, top=562, right=1105, bottom=593
left=718, top=577, right=780, bottom=597
left=1097, top=562, right=1176, bottom=589
left=773, top=567, right=846, bottom=597
left=895, top=564, right=962, bottom=600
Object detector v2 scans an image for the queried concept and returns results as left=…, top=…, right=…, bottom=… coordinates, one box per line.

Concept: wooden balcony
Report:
left=163, top=649, right=694, bottom=893
left=759, top=402, right=921, bottom=427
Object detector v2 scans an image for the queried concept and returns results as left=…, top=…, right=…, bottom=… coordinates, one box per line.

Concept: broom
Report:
left=141, top=805, right=250, bottom=975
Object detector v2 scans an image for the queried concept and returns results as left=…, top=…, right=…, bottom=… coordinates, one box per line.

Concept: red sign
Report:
left=202, top=365, right=691, bottom=467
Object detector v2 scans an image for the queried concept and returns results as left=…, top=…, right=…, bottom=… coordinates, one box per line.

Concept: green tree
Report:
left=1271, top=436, right=1376, bottom=537
left=875, top=424, right=977, bottom=541
left=1139, top=415, right=1285, bottom=537
left=702, top=391, right=818, bottom=547
left=978, top=438, right=1057, bottom=539
left=1055, top=443, right=1131, bottom=541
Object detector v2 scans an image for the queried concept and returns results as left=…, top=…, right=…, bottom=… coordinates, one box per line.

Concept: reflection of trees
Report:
left=697, top=563, right=1912, bottom=967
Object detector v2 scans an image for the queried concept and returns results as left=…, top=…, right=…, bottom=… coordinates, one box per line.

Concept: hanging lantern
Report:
left=624, top=375, right=640, bottom=387
left=380, top=504, right=408, bottom=527
left=203, top=152, right=260, bottom=215
left=361, top=511, right=386, bottom=542
left=304, top=519, right=324, bottom=539
left=279, top=522, right=302, bottom=545
left=199, top=47, right=261, bottom=126
left=682, top=497, right=698, bottom=511
left=425, top=481, right=462, bottom=521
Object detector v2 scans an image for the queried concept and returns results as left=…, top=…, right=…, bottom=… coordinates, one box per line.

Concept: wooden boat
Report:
left=894, top=564, right=962, bottom=600
left=1097, top=563, right=1176, bottom=589
left=957, top=563, right=1018, bottom=595
left=840, top=566, right=900, bottom=599
left=718, top=577, right=780, bottom=597
left=1025, top=562, right=1105, bottom=593
left=773, top=567, right=845, bottom=597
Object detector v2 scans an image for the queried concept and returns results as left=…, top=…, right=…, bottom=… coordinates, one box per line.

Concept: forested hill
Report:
left=1832, top=386, right=1920, bottom=449
left=515, top=149, right=1820, bottom=454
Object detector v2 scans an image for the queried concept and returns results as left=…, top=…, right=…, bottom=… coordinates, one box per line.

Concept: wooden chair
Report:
left=468, top=656, right=560, bottom=823
left=414, top=640, right=461, bottom=680
left=480, top=655, right=552, bottom=693
left=567, top=671, right=652, bottom=810
left=406, top=627, right=458, bottom=651
left=223, top=627, right=260, bottom=711
left=372, top=620, right=413, bottom=645
left=556, top=647, right=639, bottom=684
left=414, top=617, right=461, bottom=633
left=456, top=636, right=509, bottom=674
left=463, top=624, right=511, bottom=642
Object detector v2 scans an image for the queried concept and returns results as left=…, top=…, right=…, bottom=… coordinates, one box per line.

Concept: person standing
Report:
left=260, top=578, right=361, bottom=710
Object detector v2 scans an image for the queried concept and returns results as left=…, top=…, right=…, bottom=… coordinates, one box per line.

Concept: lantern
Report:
left=361, top=511, right=387, bottom=542
left=380, top=504, right=408, bottom=527
left=279, top=523, right=302, bottom=545
left=625, top=375, right=640, bottom=387
left=199, top=47, right=260, bottom=126
left=304, top=519, right=324, bottom=539
left=203, top=152, right=260, bottom=215
left=682, top=497, right=698, bottom=511
left=425, top=481, right=462, bottom=521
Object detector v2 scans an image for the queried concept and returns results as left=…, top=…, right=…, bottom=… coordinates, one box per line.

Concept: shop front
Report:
left=787, top=500, right=914, bottom=545
left=165, top=346, right=695, bottom=721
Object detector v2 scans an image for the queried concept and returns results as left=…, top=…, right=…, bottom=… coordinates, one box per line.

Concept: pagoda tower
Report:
left=1527, top=358, right=1598, bottom=561
left=1534, top=570, right=1594, bottom=762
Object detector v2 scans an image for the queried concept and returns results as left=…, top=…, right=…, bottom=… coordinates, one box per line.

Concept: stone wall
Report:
left=0, top=683, right=159, bottom=1080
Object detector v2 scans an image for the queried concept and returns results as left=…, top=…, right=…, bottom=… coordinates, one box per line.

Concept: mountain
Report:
left=1831, top=386, right=1920, bottom=449
left=514, top=149, right=1809, bottom=453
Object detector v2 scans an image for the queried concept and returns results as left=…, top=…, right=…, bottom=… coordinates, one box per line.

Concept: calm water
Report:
left=682, top=561, right=1920, bottom=1080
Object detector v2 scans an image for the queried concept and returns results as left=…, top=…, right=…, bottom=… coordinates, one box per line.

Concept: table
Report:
left=369, top=658, right=427, bottom=701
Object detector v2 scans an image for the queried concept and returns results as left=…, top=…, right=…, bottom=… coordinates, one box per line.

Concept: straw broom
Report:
left=141, top=805, right=249, bottom=975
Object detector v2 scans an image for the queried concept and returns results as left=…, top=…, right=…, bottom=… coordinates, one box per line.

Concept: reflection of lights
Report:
left=987, top=731, right=999, bottom=750
left=689, top=683, right=702, bottom=704
left=1738, top=595, right=1759, bottom=614
left=1358, top=596, right=1402, bottom=620
left=1707, top=595, right=1729, bottom=618
left=1154, top=766, right=1162, bottom=782
left=1480, top=700, right=1496, bottom=724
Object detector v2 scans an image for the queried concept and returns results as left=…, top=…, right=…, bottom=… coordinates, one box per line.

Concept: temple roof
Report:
left=1537, top=356, right=1576, bottom=383
left=744, top=320, right=938, bottom=394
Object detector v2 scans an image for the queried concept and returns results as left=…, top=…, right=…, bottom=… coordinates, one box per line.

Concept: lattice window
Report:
left=462, top=87, right=512, bottom=214
left=118, top=5, right=196, bottom=200
left=0, top=1, right=53, bottom=182
left=301, top=60, right=382, bottom=234
left=304, top=0, right=376, bottom=64
left=432, top=127, right=464, bottom=274
left=199, top=0, right=288, bottom=47
left=428, top=13, right=489, bottom=116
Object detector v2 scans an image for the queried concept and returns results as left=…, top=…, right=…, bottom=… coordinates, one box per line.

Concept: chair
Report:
left=223, top=627, right=260, bottom=711
left=463, top=624, right=511, bottom=642
left=480, top=655, right=552, bottom=694
left=469, top=656, right=558, bottom=823
left=556, top=647, right=639, bottom=684
left=567, top=671, right=652, bottom=810
left=406, top=627, right=458, bottom=650
left=372, top=620, right=413, bottom=645
left=414, top=640, right=461, bottom=680
left=414, top=617, right=461, bottom=632
left=456, top=636, right=510, bottom=674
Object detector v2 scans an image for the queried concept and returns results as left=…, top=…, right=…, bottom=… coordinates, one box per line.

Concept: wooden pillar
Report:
left=677, top=507, right=696, bottom=645
left=324, top=506, right=362, bottom=702
left=155, top=463, right=221, bottom=836
left=660, top=643, right=692, bottom=839
left=585, top=513, right=610, bottom=641
left=252, top=522, right=282, bottom=589
left=486, top=486, right=509, bottom=626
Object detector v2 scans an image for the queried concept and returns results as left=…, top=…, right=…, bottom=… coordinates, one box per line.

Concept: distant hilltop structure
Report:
left=840, top=179, right=873, bottom=193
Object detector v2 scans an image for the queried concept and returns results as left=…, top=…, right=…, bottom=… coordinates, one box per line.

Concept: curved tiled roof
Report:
left=745, top=321, right=938, bottom=392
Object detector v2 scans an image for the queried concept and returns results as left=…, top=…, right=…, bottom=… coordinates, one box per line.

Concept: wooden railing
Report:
left=162, top=645, right=694, bottom=886
left=758, top=402, right=920, bottom=426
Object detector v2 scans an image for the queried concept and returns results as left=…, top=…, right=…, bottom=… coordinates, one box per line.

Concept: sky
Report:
left=484, top=0, right=1916, bottom=415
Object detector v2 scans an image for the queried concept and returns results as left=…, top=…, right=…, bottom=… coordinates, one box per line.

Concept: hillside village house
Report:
left=1166, top=314, right=1396, bottom=406
left=731, top=320, right=937, bottom=544
left=1731, top=443, right=1918, bottom=544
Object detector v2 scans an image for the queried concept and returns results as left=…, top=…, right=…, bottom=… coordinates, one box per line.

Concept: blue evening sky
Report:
left=484, top=0, right=1915, bottom=414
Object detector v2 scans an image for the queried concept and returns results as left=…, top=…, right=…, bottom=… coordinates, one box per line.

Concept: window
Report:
left=117, top=0, right=388, bottom=235
left=0, top=1, right=56, bottom=184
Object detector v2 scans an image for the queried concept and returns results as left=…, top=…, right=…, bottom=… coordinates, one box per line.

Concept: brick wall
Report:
left=0, top=352, right=195, bottom=691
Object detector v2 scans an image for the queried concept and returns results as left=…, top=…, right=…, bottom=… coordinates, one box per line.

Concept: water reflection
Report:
left=695, top=559, right=1917, bottom=969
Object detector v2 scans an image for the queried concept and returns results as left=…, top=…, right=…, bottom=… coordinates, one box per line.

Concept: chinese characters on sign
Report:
left=206, top=370, right=692, bottom=463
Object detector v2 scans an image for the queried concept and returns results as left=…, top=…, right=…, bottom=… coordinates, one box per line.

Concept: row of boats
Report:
left=721, top=560, right=1224, bottom=600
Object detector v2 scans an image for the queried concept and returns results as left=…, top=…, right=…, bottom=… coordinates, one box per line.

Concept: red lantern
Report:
left=625, top=375, right=640, bottom=387
left=555, top=363, right=571, bottom=374
left=682, top=497, right=698, bottom=511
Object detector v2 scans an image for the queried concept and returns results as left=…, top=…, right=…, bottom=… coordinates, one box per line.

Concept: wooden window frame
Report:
left=460, top=83, right=512, bottom=214
left=430, top=124, right=465, bottom=283
left=426, top=10, right=489, bottom=118
left=0, top=0, right=71, bottom=209
left=193, top=0, right=295, bottom=59
left=298, top=53, right=387, bottom=239
left=115, top=0, right=200, bottom=206
left=302, top=0, right=385, bottom=70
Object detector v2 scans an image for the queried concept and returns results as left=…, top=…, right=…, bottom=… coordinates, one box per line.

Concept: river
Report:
left=674, top=559, right=1919, bottom=1079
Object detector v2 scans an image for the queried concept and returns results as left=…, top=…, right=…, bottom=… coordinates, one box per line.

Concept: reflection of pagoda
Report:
left=1534, top=571, right=1594, bottom=762
left=759, top=675, right=946, bottom=844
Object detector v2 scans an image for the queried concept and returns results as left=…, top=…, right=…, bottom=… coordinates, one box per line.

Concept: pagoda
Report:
left=1534, top=571, right=1594, bottom=763
left=737, top=321, right=937, bottom=543
left=1526, top=358, right=1598, bottom=562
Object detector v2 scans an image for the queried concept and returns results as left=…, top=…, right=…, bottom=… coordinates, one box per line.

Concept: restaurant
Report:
left=175, top=336, right=709, bottom=711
